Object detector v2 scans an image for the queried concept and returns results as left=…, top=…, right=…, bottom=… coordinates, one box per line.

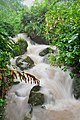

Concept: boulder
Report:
left=28, top=86, right=44, bottom=106
left=39, top=47, right=54, bottom=56
left=30, top=34, right=49, bottom=45
left=16, top=56, right=34, bottom=70
left=13, top=38, right=28, bottom=57
left=24, top=113, right=32, bottom=120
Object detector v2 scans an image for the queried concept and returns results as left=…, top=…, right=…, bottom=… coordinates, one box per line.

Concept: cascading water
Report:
left=6, top=33, right=80, bottom=120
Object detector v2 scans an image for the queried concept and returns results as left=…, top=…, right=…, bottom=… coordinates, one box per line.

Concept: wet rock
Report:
left=13, top=81, right=20, bottom=85
left=16, top=56, right=34, bottom=70
left=28, top=86, right=44, bottom=106
left=13, top=38, right=28, bottom=56
left=24, top=113, right=32, bottom=120
left=30, top=34, right=49, bottom=45
left=24, top=104, right=33, bottom=120
left=30, top=85, right=41, bottom=92
left=16, top=57, right=23, bottom=68
left=39, top=47, right=54, bottom=56
left=17, top=38, right=28, bottom=54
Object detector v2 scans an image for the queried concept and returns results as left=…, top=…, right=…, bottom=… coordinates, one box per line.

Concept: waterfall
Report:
left=6, top=33, right=80, bottom=120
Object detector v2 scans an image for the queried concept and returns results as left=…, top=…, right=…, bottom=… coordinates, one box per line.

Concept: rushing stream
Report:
left=6, top=33, right=80, bottom=120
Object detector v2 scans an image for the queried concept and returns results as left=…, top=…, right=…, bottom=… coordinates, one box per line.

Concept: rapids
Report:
left=6, top=33, right=80, bottom=120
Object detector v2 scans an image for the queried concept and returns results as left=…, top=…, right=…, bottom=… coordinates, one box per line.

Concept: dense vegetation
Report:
left=0, top=0, right=80, bottom=119
left=21, top=0, right=80, bottom=98
left=0, top=0, right=24, bottom=119
left=22, top=0, right=80, bottom=78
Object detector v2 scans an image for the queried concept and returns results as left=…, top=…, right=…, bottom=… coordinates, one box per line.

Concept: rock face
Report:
left=16, top=56, right=34, bottom=70
left=30, top=35, right=49, bottom=45
left=39, top=47, right=54, bottom=56
left=28, top=86, right=44, bottom=106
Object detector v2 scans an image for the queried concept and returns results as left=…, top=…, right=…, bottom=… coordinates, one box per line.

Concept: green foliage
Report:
left=0, top=50, right=10, bottom=68
left=0, top=0, right=26, bottom=69
left=0, top=27, right=11, bottom=68
left=13, top=38, right=28, bottom=57
left=21, top=0, right=48, bottom=38
left=45, top=0, right=80, bottom=77
left=0, top=1, right=24, bottom=118
left=0, top=0, right=24, bottom=34
left=22, top=0, right=80, bottom=77
left=0, top=22, right=14, bottom=37
left=0, top=98, right=6, bottom=120
left=0, top=0, right=25, bottom=76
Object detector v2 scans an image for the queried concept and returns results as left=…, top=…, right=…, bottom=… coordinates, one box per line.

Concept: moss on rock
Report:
left=39, top=47, right=54, bottom=56
left=16, top=56, right=34, bottom=70
left=28, top=86, right=44, bottom=106
left=13, top=38, right=28, bottom=57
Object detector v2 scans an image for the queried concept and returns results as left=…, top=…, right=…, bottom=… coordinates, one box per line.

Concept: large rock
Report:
left=30, top=34, right=49, bottom=45
left=39, top=47, right=54, bottom=56
left=13, top=38, right=28, bottom=57
left=28, top=86, right=44, bottom=106
left=16, top=56, right=34, bottom=70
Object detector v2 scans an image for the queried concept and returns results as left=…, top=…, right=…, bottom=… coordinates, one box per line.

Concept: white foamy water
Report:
left=6, top=33, right=80, bottom=120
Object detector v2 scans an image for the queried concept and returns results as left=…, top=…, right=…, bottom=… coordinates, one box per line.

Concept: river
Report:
left=5, top=33, right=80, bottom=120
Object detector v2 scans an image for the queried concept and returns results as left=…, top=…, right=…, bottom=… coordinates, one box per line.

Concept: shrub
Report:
left=21, top=0, right=80, bottom=77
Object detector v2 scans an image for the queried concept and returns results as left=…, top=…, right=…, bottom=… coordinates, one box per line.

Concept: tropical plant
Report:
left=0, top=0, right=24, bottom=118
left=21, top=0, right=49, bottom=38
left=0, top=0, right=24, bottom=34
left=21, top=0, right=80, bottom=98
left=22, top=0, right=80, bottom=77
left=45, top=0, right=80, bottom=77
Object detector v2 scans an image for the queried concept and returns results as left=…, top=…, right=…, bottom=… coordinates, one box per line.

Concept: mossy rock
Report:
left=24, top=114, right=31, bottom=120
left=16, top=56, right=34, bottom=70
left=39, top=47, right=54, bottom=56
left=16, top=57, right=21, bottom=63
left=16, top=57, right=23, bottom=68
left=30, top=85, right=41, bottom=92
left=28, top=86, right=44, bottom=106
left=13, top=38, right=28, bottom=56
left=30, top=34, right=49, bottom=45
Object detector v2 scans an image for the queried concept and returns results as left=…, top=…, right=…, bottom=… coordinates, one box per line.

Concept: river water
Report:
left=6, top=33, right=80, bottom=120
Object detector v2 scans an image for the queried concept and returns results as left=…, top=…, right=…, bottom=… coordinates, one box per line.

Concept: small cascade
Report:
left=6, top=33, right=80, bottom=120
